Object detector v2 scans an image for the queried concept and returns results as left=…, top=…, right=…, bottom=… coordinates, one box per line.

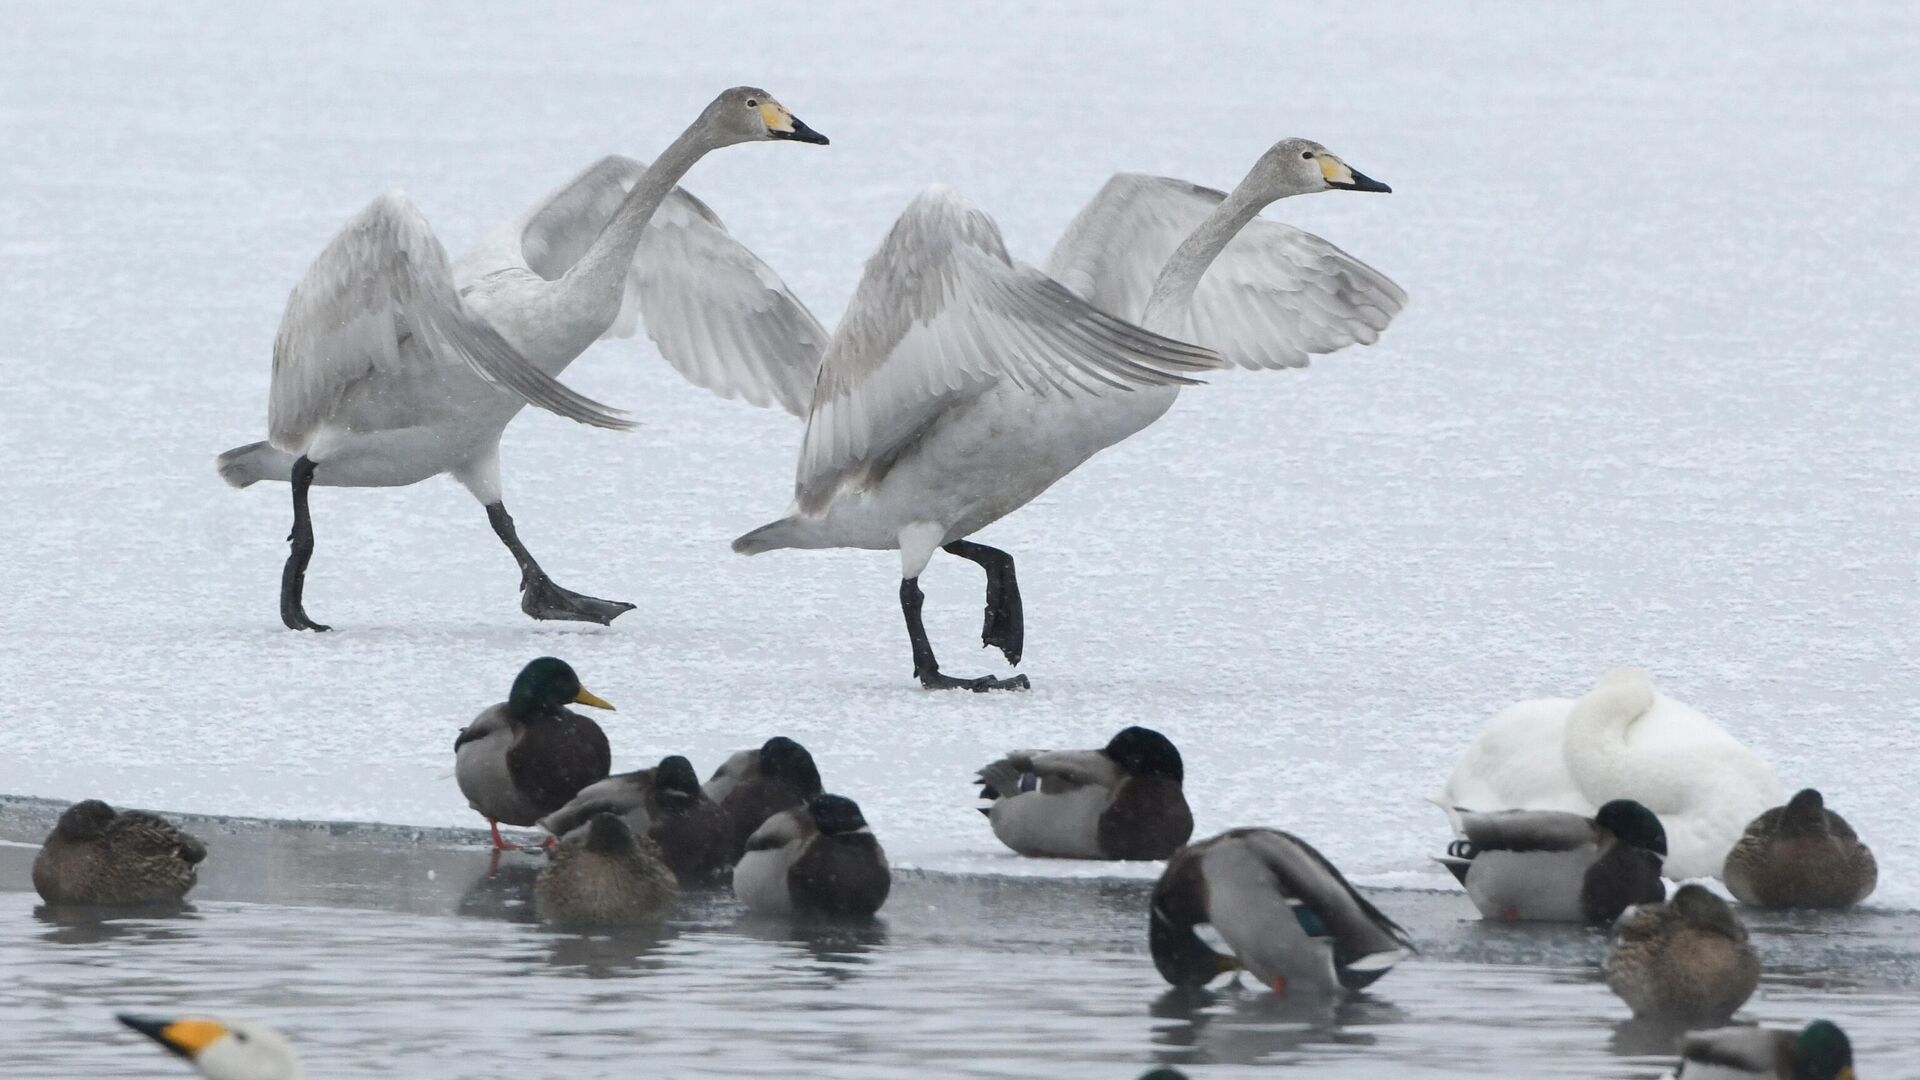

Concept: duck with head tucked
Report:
left=1605, top=884, right=1760, bottom=1025
left=454, top=657, right=614, bottom=851
left=535, top=812, right=678, bottom=928
left=1661, top=1020, right=1854, bottom=1080
left=703, top=736, right=824, bottom=861
left=33, top=800, right=206, bottom=907
left=1434, top=798, right=1668, bottom=923
left=539, top=754, right=733, bottom=882
left=1150, top=828, right=1412, bottom=995
left=119, top=1014, right=300, bottom=1080
left=734, top=794, right=890, bottom=917
left=1723, top=789, right=1876, bottom=910
left=977, top=725, right=1193, bottom=860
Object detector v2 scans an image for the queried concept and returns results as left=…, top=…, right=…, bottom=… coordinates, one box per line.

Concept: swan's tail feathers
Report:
left=217, top=441, right=295, bottom=488
left=733, top=516, right=816, bottom=556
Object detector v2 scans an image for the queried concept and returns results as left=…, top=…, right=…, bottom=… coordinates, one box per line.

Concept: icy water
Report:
left=5, top=805, right=1920, bottom=1079
left=3, top=0, right=1919, bottom=1076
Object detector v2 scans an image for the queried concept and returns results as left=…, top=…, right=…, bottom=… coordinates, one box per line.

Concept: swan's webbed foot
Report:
left=518, top=573, right=636, bottom=625
left=915, top=668, right=1031, bottom=692
left=280, top=601, right=331, bottom=633
left=944, top=540, right=1023, bottom=665
left=900, top=574, right=1028, bottom=691
left=484, top=501, right=633, bottom=625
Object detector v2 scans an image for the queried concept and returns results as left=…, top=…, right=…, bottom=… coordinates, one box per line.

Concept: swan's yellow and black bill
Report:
left=573, top=687, right=615, bottom=710
left=759, top=101, right=829, bottom=145
left=118, top=1015, right=227, bottom=1060
left=1320, top=157, right=1391, bottom=193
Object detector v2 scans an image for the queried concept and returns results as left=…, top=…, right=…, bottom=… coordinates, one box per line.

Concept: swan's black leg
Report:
left=943, top=539, right=1023, bottom=665
left=485, top=502, right=635, bottom=625
left=900, top=577, right=1029, bottom=692
left=279, top=455, right=330, bottom=632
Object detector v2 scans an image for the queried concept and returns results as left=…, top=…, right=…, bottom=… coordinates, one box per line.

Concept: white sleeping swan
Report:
left=1439, top=667, right=1783, bottom=880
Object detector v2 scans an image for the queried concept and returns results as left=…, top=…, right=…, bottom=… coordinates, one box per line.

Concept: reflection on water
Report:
left=456, top=859, right=539, bottom=924
left=32, top=904, right=201, bottom=947
left=540, top=923, right=679, bottom=978
left=5, top=817, right=1920, bottom=1078
left=5, top=883, right=1920, bottom=1079
left=1609, top=1015, right=1694, bottom=1058
left=1149, top=984, right=1397, bottom=1066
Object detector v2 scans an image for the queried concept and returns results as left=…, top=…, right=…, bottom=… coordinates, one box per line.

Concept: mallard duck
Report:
left=1724, top=789, right=1876, bottom=910
left=702, top=736, right=823, bottom=861
left=734, top=794, right=890, bottom=917
left=119, top=1014, right=300, bottom=1080
left=1438, top=667, right=1783, bottom=879
left=1149, top=828, right=1413, bottom=994
left=534, top=812, right=678, bottom=928
left=976, top=726, right=1193, bottom=860
left=33, top=800, right=206, bottom=906
left=1605, top=884, right=1760, bottom=1024
left=1663, top=1020, right=1854, bottom=1080
left=538, top=754, right=733, bottom=882
left=454, top=657, right=614, bottom=850
left=1434, top=798, right=1667, bottom=923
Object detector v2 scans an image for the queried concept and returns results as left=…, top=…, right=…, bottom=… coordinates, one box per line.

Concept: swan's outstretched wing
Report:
left=1043, top=173, right=1407, bottom=370
left=795, top=186, right=1222, bottom=514
left=269, top=192, right=632, bottom=451
left=500, top=155, right=827, bottom=416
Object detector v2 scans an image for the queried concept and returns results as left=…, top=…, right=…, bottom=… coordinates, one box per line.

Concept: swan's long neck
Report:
left=1562, top=671, right=1670, bottom=807
left=1139, top=182, right=1270, bottom=335
left=565, top=126, right=713, bottom=320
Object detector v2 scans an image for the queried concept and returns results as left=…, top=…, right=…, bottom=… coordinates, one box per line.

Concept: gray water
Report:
left=4, top=801, right=1917, bottom=1078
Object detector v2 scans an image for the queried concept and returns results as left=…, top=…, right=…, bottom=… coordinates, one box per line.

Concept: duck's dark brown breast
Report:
left=1098, top=777, right=1193, bottom=860
left=789, top=833, right=890, bottom=917
left=651, top=796, right=734, bottom=882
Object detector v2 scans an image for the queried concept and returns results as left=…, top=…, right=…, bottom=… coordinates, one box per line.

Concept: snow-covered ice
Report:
left=2, top=2, right=1915, bottom=908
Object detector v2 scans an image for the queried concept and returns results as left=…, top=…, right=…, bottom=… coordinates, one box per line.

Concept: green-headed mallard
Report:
left=702, top=736, right=823, bottom=861
left=33, top=800, right=206, bottom=907
left=118, top=1014, right=300, bottom=1080
left=1723, top=789, right=1876, bottom=910
left=977, top=726, right=1193, bottom=860
left=454, top=657, right=613, bottom=850
left=534, top=812, right=678, bottom=928
left=1605, top=884, right=1759, bottom=1024
left=734, top=794, right=890, bottom=917
left=1150, top=827, right=1412, bottom=995
left=1435, top=798, right=1667, bottom=923
left=1662, top=1020, right=1854, bottom=1080
left=538, top=754, right=733, bottom=883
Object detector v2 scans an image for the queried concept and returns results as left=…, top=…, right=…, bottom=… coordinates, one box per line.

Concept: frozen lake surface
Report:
left=5, top=803, right=1920, bottom=1078
left=1, top=0, right=1916, bottom=1075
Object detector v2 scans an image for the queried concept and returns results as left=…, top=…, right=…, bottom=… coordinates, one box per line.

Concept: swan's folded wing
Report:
left=512, top=155, right=826, bottom=416
left=269, top=191, right=632, bottom=451
left=795, top=185, right=1221, bottom=514
left=1042, top=173, right=1407, bottom=370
